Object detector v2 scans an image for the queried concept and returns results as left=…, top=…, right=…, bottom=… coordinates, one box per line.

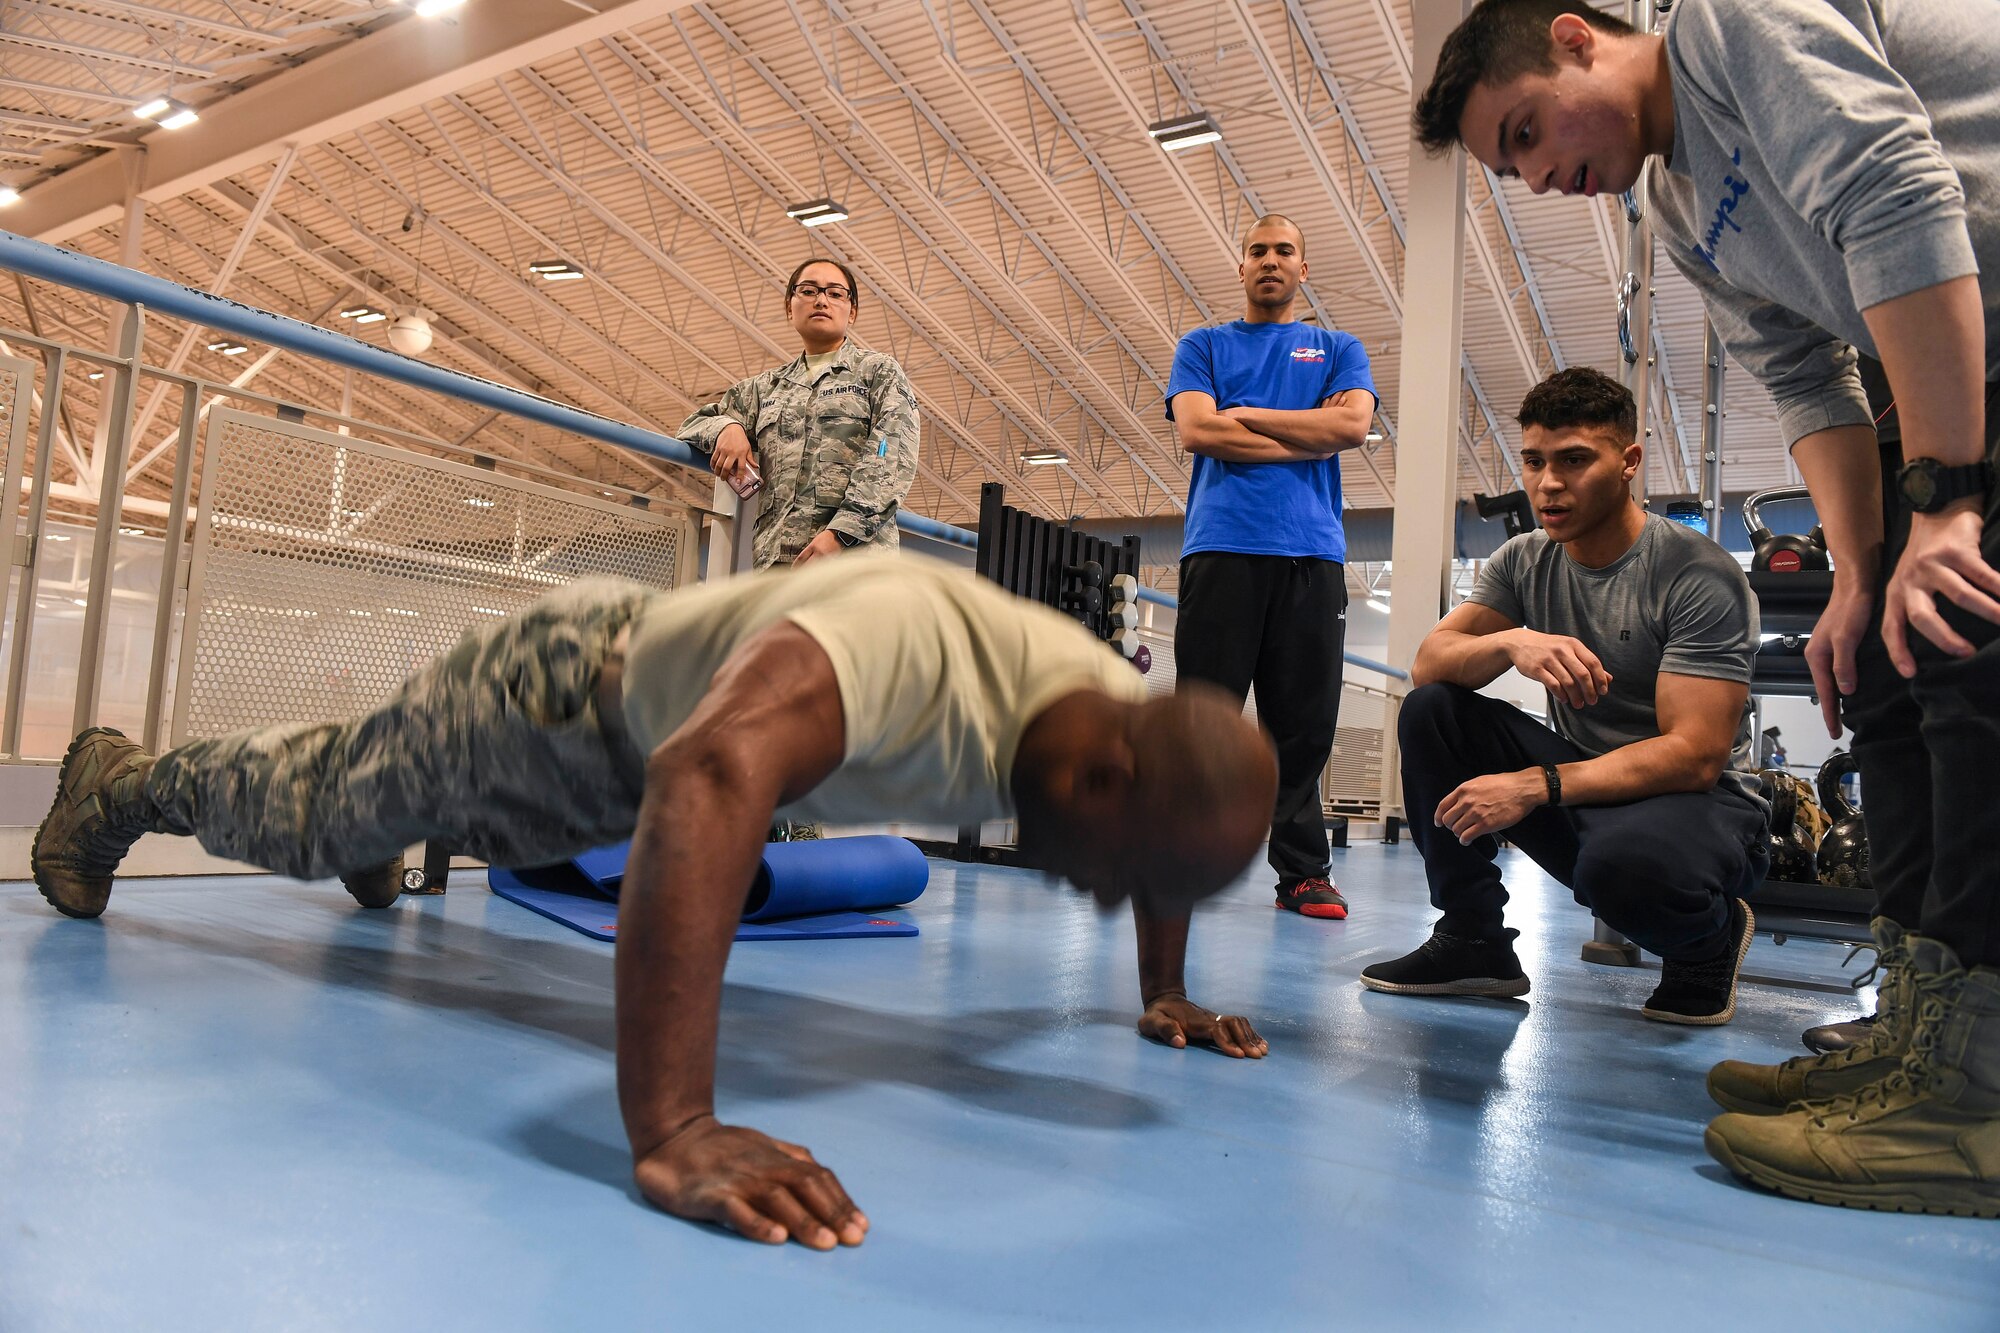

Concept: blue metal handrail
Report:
left=0, top=228, right=706, bottom=470
left=0, top=229, right=1408, bottom=681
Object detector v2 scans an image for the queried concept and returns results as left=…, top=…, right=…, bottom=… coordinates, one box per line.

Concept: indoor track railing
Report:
left=0, top=223, right=1401, bottom=836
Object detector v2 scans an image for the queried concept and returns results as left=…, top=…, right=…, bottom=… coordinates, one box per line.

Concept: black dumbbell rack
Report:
left=916, top=482, right=1142, bottom=865
left=972, top=482, right=1140, bottom=645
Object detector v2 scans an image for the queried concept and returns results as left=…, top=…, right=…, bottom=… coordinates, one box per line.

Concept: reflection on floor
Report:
left=3, top=842, right=1994, bottom=1331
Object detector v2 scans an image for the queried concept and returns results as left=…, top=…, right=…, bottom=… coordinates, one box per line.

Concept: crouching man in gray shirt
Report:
left=1361, top=369, right=1767, bottom=1025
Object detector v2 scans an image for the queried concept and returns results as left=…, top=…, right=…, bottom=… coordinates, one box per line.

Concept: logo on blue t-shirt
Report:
left=1290, top=347, right=1326, bottom=363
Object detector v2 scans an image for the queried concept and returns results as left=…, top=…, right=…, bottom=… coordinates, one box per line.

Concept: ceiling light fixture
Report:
left=207, top=340, right=249, bottom=356
left=785, top=198, right=850, bottom=228
left=529, top=260, right=585, bottom=281
left=134, top=97, right=199, bottom=130
left=412, top=0, right=467, bottom=15
left=0, top=186, right=19, bottom=207
left=339, top=305, right=388, bottom=324
left=1020, top=449, right=1068, bottom=466
left=1365, top=431, right=1385, bottom=442
left=388, top=308, right=435, bottom=356
left=1146, top=113, right=1221, bottom=152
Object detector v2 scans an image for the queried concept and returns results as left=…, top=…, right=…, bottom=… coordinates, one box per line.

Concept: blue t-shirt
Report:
left=1165, top=321, right=1376, bottom=561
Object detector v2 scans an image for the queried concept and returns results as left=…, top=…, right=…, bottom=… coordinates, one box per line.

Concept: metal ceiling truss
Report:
left=1225, top=0, right=1531, bottom=493
left=0, top=0, right=380, bottom=162
left=1082, top=0, right=1519, bottom=502
left=415, top=91, right=979, bottom=516
left=1353, top=0, right=1566, bottom=380
left=779, top=0, right=1188, bottom=504
left=175, top=177, right=701, bottom=503
left=492, top=54, right=1078, bottom=522
left=1071, top=1, right=1415, bottom=504
left=586, top=27, right=1136, bottom=516
left=683, top=2, right=1179, bottom=512
left=491, top=67, right=1064, bottom=524
left=110, top=208, right=586, bottom=488
left=921, top=0, right=1214, bottom=345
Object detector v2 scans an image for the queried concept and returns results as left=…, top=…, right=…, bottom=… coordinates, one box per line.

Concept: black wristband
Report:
left=1541, top=763, right=1562, bottom=807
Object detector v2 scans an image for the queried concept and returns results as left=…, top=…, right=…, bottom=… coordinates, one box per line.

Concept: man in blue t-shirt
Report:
left=1166, top=214, right=1379, bottom=919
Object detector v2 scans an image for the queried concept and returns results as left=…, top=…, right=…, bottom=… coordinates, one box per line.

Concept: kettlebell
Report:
left=1759, top=769, right=1817, bottom=883
left=1815, top=750, right=1871, bottom=890
left=1744, top=486, right=1831, bottom=573
left=1760, top=768, right=1824, bottom=880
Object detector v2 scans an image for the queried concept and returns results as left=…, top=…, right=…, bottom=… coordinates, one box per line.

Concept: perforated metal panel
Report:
left=1321, top=684, right=1390, bottom=820
left=173, top=409, right=691, bottom=743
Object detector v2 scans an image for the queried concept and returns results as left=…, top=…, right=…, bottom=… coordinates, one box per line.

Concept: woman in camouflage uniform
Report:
left=676, top=258, right=920, bottom=571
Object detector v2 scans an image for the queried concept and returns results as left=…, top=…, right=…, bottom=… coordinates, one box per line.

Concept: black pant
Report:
left=1398, top=683, right=1767, bottom=961
left=1844, top=365, right=2000, bottom=966
left=1175, top=552, right=1346, bottom=884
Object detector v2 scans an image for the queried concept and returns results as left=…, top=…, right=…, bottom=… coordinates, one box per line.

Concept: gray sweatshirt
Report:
left=1647, top=0, right=2000, bottom=448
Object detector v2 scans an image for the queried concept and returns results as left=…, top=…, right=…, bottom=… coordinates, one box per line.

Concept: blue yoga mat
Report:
left=488, top=835, right=927, bottom=943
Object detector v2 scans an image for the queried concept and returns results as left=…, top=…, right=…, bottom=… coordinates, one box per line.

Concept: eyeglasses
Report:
left=790, top=282, right=852, bottom=304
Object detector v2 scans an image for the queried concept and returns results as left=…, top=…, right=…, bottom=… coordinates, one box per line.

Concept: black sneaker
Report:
left=1275, top=875, right=1348, bottom=919
left=1642, top=898, right=1754, bottom=1025
left=1802, top=1013, right=1877, bottom=1054
left=1359, top=926, right=1530, bottom=998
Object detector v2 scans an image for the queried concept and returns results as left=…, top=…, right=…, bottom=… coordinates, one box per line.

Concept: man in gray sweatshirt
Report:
left=1415, top=0, right=1999, bottom=1218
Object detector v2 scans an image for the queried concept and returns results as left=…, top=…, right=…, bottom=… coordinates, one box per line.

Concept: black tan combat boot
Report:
left=31, top=727, right=174, bottom=919
left=1706, top=917, right=1912, bottom=1114
left=1704, top=934, right=2000, bottom=1218
left=340, top=857, right=406, bottom=909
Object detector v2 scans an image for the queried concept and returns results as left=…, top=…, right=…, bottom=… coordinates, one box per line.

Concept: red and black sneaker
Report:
left=1276, top=876, right=1349, bottom=920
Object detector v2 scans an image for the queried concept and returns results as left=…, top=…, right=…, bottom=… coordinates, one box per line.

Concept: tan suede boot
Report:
left=1704, top=935, right=2000, bottom=1217
left=1706, top=918, right=1911, bottom=1114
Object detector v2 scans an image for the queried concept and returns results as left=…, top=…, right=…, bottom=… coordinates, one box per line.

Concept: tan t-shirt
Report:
left=620, top=552, right=1147, bottom=825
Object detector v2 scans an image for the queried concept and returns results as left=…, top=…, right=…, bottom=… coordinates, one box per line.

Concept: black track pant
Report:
left=1175, top=552, right=1346, bottom=885
left=1846, top=364, right=2000, bottom=967
left=1398, top=683, right=1767, bottom=961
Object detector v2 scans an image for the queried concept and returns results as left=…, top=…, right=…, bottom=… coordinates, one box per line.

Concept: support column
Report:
left=701, top=477, right=759, bottom=580
left=1586, top=0, right=1662, bottom=965
left=1618, top=0, right=1658, bottom=499
left=88, top=147, right=147, bottom=483
left=1380, top=0, right=1471, bottom=820
left=73, top=304, right=144, bottom=733
left=1699, top=319, right=1727, bottom=537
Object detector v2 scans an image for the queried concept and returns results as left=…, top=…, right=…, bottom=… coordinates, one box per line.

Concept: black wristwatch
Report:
left=1540, top=763, right=1562, bottom=808
left=1896, top=457, right=1993, bottom=513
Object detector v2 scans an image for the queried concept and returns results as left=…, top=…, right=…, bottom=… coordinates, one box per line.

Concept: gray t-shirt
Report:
left=1648, top=0, right=2000, bottom=448
left=1466, top=513, right=1763, bottom=809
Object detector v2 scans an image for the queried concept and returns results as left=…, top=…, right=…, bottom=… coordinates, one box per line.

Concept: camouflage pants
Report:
left=147, top=578, right=658, bottom=880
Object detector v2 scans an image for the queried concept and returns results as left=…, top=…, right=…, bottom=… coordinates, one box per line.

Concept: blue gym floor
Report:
left=3, top=842, right=1995, bottom=1331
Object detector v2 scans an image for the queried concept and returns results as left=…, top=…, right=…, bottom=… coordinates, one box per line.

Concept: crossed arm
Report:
left=1170, top=389, right=1374, bottom=463
left=1413, top=603, right=1749, bottom=841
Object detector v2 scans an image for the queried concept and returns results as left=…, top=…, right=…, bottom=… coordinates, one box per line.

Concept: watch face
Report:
left=1903, top=465, right=1937, bottom=509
